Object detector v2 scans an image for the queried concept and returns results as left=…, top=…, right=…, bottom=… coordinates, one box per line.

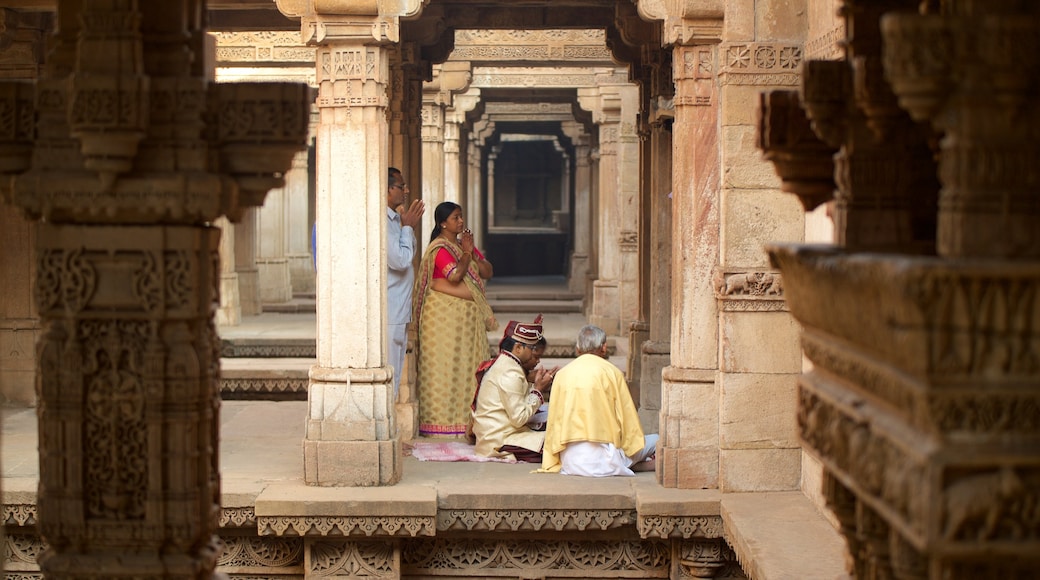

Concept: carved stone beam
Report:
left=841, top=0, right=923, bottom=141
left=799, top=60, right=849, bottom=149
left=422, top=61, right=471, bottom=107
left=882, top=6, right=1040, bottom=258
left=0, top=80, right=35, bottom=200
left=209, top=81, right=313, bottom=221
left=757, top=90, right=838, bottom=212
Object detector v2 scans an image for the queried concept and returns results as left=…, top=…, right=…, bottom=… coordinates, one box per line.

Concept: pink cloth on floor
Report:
left=409, top=441, right=518, bottom=463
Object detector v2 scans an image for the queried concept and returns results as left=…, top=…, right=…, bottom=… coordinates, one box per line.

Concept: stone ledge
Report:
left=721, top=491, right=848, bottom=580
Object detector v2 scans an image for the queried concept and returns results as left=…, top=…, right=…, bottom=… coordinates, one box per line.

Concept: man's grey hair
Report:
left=576, top=324, right=607, bottom=354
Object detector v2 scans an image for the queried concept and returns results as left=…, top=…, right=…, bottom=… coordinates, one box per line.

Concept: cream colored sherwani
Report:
left=472, top=352, right=545, bottom=460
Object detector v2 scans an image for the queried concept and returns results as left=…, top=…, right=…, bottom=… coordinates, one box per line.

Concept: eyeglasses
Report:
left=390, top=183, right=407, bottom=190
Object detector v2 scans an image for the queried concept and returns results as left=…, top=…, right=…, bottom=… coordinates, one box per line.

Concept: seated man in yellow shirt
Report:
left=539, top=325, right=657, bottom=476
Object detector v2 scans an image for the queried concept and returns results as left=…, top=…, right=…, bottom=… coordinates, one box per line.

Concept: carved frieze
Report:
left=221, top=377, right=309, bottom=399
left=719, top=42, right=802, bottom=87
left=805, top=25, right=846, bottom=61
left=219, top=535, right=303, bottom=570
left=3, top=504, right=37, bottom=527
left=221, top=506, right=258, bottom=529
left=674, top=45, right=715, bottom=107
left=402, top=538, right=670, bottom=576
left=308, top=539, right=397, bottom=578
left=258, top=516, right=436, bottom=537
left=638, top=515, right=724, bottom=539
left=713, top=270, right=786, bottom=312
left=213, top=31, right=316, bottom=64
left=438, top=509, right=635, bottom=532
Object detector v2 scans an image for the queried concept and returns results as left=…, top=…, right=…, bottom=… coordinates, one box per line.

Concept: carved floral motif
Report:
left=402, top=538, right=670, bottom=574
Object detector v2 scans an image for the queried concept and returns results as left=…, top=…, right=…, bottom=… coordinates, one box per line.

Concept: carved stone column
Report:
left=799, top=0, right=938, bottom=254
left=0, top=9, right=45, bottom=406
left=215, top=216, right=241, bottom=326
left=765, top=1, right=1040, bottom=577
left=296, top=8, right=401, bottom=486
left=578, top=86, right=623, bottom=335
left=638, top=96, right=673, bottom=434
left=562, top=120, right=592, bottom=296
left=660, top=40, right=722, bottom=489
left=235, top=207, right=262, bottom=316
left=450, top=88, right=481, bottom=238
left=420, top=61, right=470, bottom=243
left=285, top=149, right=315, bottom=296
left=0, top=1, right=310, bottom=576
left=257, top=181, right=293, bottom=304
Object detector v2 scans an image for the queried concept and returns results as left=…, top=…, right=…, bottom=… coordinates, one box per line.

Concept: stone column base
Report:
left=659, top=366, right=719, bottom=489
left=638, top=342, right=670, bottom=434
left=237, top=267, right=261, bottom=315
left=569, top=253, right=589, bottom=294
left=217, top=272, right=241, bottom=326
left=306, top=367, right=400, bottom=486
left=589, top=279, right=620, bottom=335
left=288, top=252, right=315, bottom=295
left=258, top=257, right=292, bottom=304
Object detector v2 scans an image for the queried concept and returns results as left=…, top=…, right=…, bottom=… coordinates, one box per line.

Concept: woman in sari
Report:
left=412, top=202, right=496, bottom=438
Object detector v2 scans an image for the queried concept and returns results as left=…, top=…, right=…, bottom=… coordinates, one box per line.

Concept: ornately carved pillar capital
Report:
left=757, top=90, right=838, bottom=212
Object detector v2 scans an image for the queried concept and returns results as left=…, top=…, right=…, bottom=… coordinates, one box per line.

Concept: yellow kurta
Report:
left=472, top=353, right=545, bottom=460
left=538, top=353, right=645, bottom=473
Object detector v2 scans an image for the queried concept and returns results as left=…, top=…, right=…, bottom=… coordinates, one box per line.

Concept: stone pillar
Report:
left=579, top=87, right=622, bottom=335
left=215, top=216, right=242, bottom=326
left=0, top=9, right=45, bottom=406
left=286, top=149, right=316, bottom=296
left=450, top=88, right=481, bottom=235
left=235, top=207, right=262, bottom=315
left=638, top=97, right=673, bottom=434
left=304, top=13, right=400, bottom=486
left=420, top=62, right=471, bottom=244
left=1, top=2, right=310, bottom=576
left=562, top=121, right=592, bottom=295
left=660, top=42, right=722, bottom=489
left=257, top=180, right=293, bottom=304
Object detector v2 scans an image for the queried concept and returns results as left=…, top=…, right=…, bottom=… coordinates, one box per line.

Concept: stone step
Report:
left=220, top=358, right=312, bottom=400
left=219, top=336, right=612, bottom=360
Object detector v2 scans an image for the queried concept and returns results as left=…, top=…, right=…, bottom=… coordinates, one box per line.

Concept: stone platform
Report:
left=2, top=401, right=848, bottom=579
left=1, top=277, right=849, bottom=578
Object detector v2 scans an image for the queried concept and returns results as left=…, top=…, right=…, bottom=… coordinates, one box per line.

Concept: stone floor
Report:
left=0, top=276, right=850, bottom=579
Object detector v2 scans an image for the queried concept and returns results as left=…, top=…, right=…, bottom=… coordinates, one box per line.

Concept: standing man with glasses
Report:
left=387, top=167, right=425, bottom=398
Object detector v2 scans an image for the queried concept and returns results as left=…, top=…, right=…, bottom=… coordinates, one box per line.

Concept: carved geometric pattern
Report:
left=637, top=515, right=724, bottom=539
left=220, top=378, right=309, bottom=400
left=309, top=540, right=396, bottom=577
left=3, top=504, right=38, bottom=527
left=220, top=340, right=316, bottom=358
left=5, top=533, right=45, bottom=566
left=437, top=509, right=634, bottom=532
left=257, top=516, right=435, bottom=537
left=220, top=507, right=257, bottom=528
left=218, top=535, right=303, bottom=568
left=402, top=538, right=670, bottom=575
